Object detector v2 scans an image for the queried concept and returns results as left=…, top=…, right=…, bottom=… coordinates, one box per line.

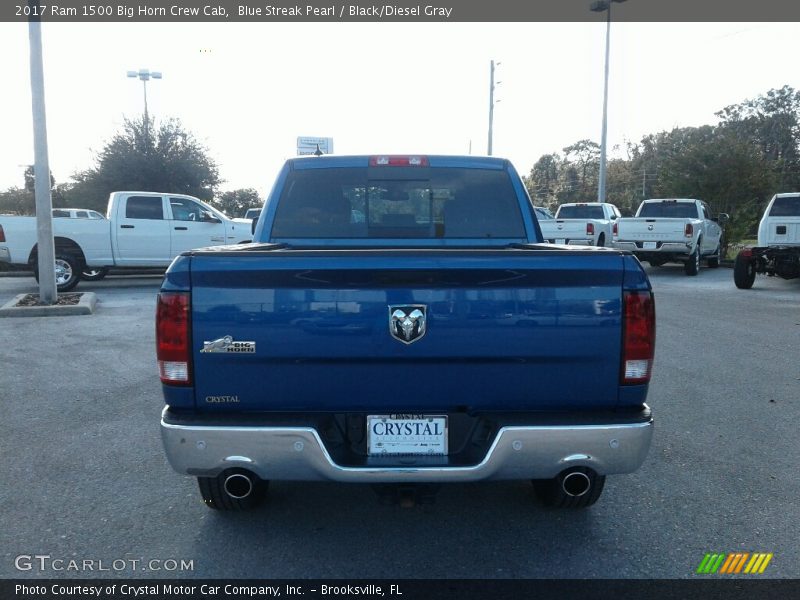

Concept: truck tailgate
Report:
left=616, top=218, right=689, bottom=241
left=540, top=220, right=593, bottom=241
left=188, top=249, right=626, bottom=413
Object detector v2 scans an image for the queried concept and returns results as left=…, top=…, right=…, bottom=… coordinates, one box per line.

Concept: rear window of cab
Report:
left=769, top=196, right=800, bottom=216
left=270, top=167, right=526, bottom=239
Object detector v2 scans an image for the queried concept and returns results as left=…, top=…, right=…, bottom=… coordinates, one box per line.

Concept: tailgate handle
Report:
left=120, top=225, right=134, bottom=229
left=174, top=226, right=188, bottom=231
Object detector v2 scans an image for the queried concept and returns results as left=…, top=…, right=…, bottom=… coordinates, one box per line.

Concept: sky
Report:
left=2, top=21, right=800, bottom=199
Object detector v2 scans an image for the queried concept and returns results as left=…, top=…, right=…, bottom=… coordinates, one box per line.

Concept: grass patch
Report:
left=725, top=239, right=757, bottom=261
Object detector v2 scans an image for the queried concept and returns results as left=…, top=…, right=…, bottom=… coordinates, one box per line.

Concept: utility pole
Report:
left=642, top=167, right=646, bottom=198
left=487, top=60, right=499, bottom=156
left=28, top=0, right=56, bottom=303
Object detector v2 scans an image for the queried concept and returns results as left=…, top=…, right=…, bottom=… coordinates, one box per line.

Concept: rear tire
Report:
left=733, top=252, right=756, bottom=289
left=33, top=253, right=82, bottom=292
left=684, top=243, right=700, bottom=276
left=197, top=469, right=268, bottom=511
left=532, top=467, right=605, bottom=508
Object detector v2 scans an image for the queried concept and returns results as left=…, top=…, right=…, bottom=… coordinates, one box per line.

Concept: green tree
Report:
left=69, top=116, right=221, bottom=212
left=0, top=166, right=66, bottom=215
left=211, top=188, right=261, bottom=218
left=23, top=165, right=56, bottom=194
left=0, top=187, right=34, bottom=215
left=716, top=85, right=800, bottom=169
left=562, top=139, right=600, bottom=199
left=525, top=153, right=561, bottom=209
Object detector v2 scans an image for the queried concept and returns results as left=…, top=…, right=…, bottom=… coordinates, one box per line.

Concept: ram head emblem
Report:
left=389, top=305, right=427, bottom=345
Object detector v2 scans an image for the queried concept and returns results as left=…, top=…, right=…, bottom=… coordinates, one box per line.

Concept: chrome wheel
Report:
left=54, top=258, right=74, bottom=286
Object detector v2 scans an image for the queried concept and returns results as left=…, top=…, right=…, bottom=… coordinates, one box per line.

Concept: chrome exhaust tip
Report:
left=561, top=470, right=592, bottom=497
left=223, top=473, right=254, bottom=499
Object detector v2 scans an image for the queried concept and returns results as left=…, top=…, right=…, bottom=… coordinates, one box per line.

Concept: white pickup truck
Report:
left=0, top=191, right=252, bottom=291
left=539, top=202, right=621, bottom=247
left=613, top=199, right=727, bottom=276
left=734, top=193, right=800, bottom=289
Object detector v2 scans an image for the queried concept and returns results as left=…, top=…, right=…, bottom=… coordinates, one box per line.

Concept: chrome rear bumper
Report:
left=161, top=407, right=653, bottom=482
left=614, top=240, right=692, bottom=254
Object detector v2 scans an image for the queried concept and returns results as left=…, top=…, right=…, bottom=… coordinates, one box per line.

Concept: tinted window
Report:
left=170, top=197, right=204, bottom=221
left=52, top=209, right=69, bottom=218
left=769, top=196, right=800, bottom=216
left=556, top=205, right=605, bottom=219
left=271, top=167, right=526, bottom=239
left=638, top=202, right=698, bottom=218
left=125, top=196, right=164, bottom=220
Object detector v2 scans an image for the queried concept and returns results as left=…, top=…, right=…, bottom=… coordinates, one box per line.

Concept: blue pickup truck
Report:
left=157, top=155, right=655, bottom=510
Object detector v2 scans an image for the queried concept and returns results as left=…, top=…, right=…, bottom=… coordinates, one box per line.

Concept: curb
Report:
left=0, top=292, right=97, bottom=318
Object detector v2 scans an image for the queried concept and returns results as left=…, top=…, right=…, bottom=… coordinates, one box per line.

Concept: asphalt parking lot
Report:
left=0, top=266, right=798, bottom=579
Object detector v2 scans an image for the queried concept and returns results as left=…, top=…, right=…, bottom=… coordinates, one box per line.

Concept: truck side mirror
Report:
left=716, top=213, right=730, bottom=224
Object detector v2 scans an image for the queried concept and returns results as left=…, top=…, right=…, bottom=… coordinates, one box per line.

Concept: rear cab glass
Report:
left=270, top=166, right=526, bottom=240
left=769, top=196, right=800, bottom=216
left=557, top=205, right=605, bottom=219
left=638, top=201, right=697, bottom=218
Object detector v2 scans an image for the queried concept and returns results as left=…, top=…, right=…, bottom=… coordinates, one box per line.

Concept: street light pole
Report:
left=127, top=68, right=162, bottom=139
left=590, top=0, right=626, bottom=203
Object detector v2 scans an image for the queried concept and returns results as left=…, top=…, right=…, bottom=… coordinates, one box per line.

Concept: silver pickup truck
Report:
left=613, top=199, right=727, bottom=276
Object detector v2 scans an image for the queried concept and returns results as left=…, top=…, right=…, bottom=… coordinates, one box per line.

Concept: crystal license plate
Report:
left=367, top=414, right=448, bottom=455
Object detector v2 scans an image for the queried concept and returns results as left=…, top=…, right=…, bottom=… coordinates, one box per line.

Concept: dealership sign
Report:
left=297, top=137, right=334, bottom=156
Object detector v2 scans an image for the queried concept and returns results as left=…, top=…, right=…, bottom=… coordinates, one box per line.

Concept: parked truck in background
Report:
left=612, top=199, right=727, bottom=276
left=157, top=154, right=656, bottom=511
left=734, top=193, right=800, bottom=289
left=0, top=191, right=252, bottom=291
left=539, top=202, right=621, bottom=247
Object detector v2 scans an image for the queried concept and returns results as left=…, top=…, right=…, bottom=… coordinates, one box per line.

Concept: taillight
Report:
left=0, top=224, right=5, bottom=243
left=156, top=292, right=192, bottom=386
left=369, top=155, right=429, bottom=167
left=586, top=222, right=595, bottom=236
left=621, top=291, right=656, bottom=385
left=612, top=222, right=618, bottom=236
left=684, top=223, right=693, bottom=238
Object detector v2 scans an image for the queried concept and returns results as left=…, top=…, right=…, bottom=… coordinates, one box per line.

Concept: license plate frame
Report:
left=643, top=241, right=657, bottom=250
left=367, top=414, right=448, bottom=456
